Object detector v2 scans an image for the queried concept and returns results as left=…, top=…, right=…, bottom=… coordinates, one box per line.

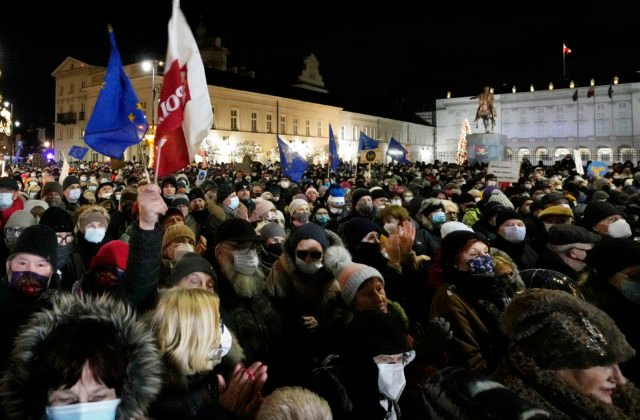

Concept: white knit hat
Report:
left=288, top=198, right=309, bottom=216
left=440, top=221, right=473, bottom=239
left=324, top=246, right=383, bottom=305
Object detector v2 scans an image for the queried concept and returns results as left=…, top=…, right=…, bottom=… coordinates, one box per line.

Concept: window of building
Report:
left=554, top=147, right=570, bottom=160
left=211, top=107, right=215, bottom=129
left=266, top=113, right=273, bottom=133
left=81, top=81, right=86, bottom=89
left=280, top=115, right=286, bottom=134
left=597, top=147, right=612, bottom=162
left=230, top=109, right=238, bottom=131
left=58, top=127, right=63, bottom=139
left=619, top=147, right=635, bottom=163
left=340, top=126, right=345, bottom=140
left=305, top=120, right=310, bottom=136
left=293, top=118, right=298, bottom=135
left=317, top=121, right=322, bottom=137
left=535, top=147, right=549, bottom=162
left=251, top=112, right=258, bottom=132
left=59, top=85, right=64, bottom=95
left=505, top=148, right=514, bottom=160
left=68, top=127, right=74, bottom=139
left=69, top=84, right=74, bottom=94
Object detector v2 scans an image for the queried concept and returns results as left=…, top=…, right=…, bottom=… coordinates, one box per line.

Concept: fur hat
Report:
left=5, top=210, right=36, bottom=230
left=39, top=207, right=74, bottom=233
left=161, top=224, right=195, bottom=250
left=89, top=240, right=129, bottom=271
left=325, top=246, right=383, bottom=305
left=77, top=209, right=109, bottom=231
left=503, top=288, right=635, bottom=370
left=581, top=200, right=623, bottom=230
left=288, top=198, right=309, bottom=216
left=165, top=252, right=216, bottom=286
left=327, top=185, right=345, bottom=206
left=418, top=197, right=444, bottom=216
left=216, top=183, right=234, bottom=204
left=23, top=200, right=49, bottom=215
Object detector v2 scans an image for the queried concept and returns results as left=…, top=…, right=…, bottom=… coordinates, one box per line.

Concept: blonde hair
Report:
left=147, top=288, right=221, bottom=375
left=256, top=386, right=332, bottom=420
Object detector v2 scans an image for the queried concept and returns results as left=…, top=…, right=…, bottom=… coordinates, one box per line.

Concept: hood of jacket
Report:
left=1, top=293, right=163, bottom=420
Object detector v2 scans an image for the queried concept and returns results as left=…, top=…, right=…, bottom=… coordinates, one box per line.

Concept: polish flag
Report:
left=563, top=43, right=572, bottom=55
left=154, top=0, right=213, bottom=177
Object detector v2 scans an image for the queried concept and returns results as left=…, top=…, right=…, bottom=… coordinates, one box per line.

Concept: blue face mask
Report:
left=46, top=398, right=120, bottom=420
left=316, top=214, right=330, bottom=226
left=84, top=228, right=106, bottom=244
left=468, top=254, right=494, bottom=274
left=502, top=225, right=526, bottom=243
left=431, top=211, right=446, bottom=224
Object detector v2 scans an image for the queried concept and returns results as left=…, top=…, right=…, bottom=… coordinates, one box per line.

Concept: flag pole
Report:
left=155, top=139, right=167, bottom=185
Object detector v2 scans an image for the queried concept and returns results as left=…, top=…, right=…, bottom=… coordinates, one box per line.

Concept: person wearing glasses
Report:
left=39, top=206, right=82, bottom=291
left=266, top=223, right=344, bottom=386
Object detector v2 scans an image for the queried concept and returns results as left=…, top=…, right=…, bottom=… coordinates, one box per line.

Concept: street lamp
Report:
left=141, top=59, right=163, bottom=166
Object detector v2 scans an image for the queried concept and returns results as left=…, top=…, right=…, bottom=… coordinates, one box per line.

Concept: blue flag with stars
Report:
left=328, top=124, right=339, bottom=171
left=68, top=145, right=89, bottom=160
left=277, top=136, right=308, bottom=183
left=358, top=131, right=379, bottom=151
left=386, top=137, right=409, bottom=163
left=84, top=29, right=148, bottom=160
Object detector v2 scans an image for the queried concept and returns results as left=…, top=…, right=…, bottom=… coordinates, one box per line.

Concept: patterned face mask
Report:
left=468, top=254, right=494, bottom=274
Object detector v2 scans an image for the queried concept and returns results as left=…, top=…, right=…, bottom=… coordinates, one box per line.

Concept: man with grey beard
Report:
left=213, top=218, right=283, bottom=379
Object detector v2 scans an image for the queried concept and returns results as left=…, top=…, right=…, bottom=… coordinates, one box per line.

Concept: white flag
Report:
left=154, top=0, right=213, bottom=177
left=59, top=152, right=70, bottom=186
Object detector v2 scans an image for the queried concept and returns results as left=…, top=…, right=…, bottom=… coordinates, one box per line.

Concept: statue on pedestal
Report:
left=472, top=86, right=497, bottom=133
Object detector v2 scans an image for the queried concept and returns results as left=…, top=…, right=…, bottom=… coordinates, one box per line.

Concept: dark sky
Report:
left=1, top=0, right=638, bottom=130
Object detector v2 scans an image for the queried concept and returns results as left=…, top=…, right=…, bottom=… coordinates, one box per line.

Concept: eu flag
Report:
left=386, top=137, right=409, bottom=163
left=277, top=136, right=308, bottom=183
left=84, top=28, right=148, bottom=160
left=358, top=131, right=379, bottom=151
left=328, top=124, right=339, bottom=171
left=68, top=146, right=89, bottom=160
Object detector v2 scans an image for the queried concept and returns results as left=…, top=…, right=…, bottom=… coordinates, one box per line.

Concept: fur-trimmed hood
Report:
left=0, top=293, right=163, bottom=420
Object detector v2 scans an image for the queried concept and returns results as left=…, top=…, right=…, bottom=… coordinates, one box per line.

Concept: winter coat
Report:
left=403, top=366, right=551, bottom=419
left=0, top=198, right=23, bottom=231
left=0, top=293, right=163, bottom=420
left=490, top=234, right=539, bottom=270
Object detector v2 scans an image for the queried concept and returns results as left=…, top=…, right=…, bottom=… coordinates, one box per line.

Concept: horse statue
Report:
left=472, top=86, right=497, bottom=133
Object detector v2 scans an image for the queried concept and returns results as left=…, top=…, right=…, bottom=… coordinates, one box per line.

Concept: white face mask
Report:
left=233, top=248, right=259, bottom=274
left=502, top=225, right=526, bottom=243
left=295, top=257, right=323, bottom=274
left=174, top=243, right=194, bottom=261
left=84, top=227, right=106, bottom=244
left=227, top=196, right=240, bottom=210
left=329, top=207, right=342, bottom=215
left=0, top=192, right=14, bottom=210
left=46, top=398, right=120, bottom=420
left=100, top=192, right=112, bottom=199
left=391, top=199, right=402, bottom=206
left=68, top=189, right=82, bottom=201
left=608, top=219, right=632, bottom=239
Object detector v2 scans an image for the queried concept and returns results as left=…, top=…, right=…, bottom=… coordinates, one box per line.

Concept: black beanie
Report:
left=62, top=176, right=80, bottom=191
left=350, top=188, right=371, bottom=205
left=39, top=207, right=74, bottom=232
left=581, top=200, right=623, bottom=230
left=440, top=230, right=485, bottom=274
left=343, top=217, right=382, bottom=253
left=586, top=237, right=640, bottom=281
left=10, top=225, right=58, bottom=271
left=495, top=209, right=524, bottom=230
left=216, top=183, right=234, bottom=204
left=165, top=252, right=216, bottom=286
left=286, top=223, right=329, bottom=258
left=188, top=187, right=205, bottom=202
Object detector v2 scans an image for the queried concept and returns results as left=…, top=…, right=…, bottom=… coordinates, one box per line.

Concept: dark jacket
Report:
left=490, top=235, right=539, bottom=270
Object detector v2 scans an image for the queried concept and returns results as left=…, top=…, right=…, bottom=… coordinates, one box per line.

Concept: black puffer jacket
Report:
left=0, top=293, right=163, bottom=420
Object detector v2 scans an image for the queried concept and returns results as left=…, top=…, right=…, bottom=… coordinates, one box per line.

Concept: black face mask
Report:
left=265, top=243, right=284, bottom=256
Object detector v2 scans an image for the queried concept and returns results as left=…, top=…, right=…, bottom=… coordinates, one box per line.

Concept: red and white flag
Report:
left=563, top=43, right=572, bottom=55
left=154, top=0, right=213, bottom=177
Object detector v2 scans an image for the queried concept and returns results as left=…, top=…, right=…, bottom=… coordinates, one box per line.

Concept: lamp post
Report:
left=141, top=59, right=163, bottom=165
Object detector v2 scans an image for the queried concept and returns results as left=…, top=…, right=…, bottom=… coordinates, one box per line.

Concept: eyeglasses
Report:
left=56, top=233, right=74, bottom=245
left=296, top=250, right=323, bottom=260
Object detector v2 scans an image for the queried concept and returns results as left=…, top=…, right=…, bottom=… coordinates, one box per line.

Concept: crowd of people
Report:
left=0, top=154, right=640, bottom=419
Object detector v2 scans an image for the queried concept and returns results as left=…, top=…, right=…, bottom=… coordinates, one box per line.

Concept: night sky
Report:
left=0, top=0, right=637, bottom=132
